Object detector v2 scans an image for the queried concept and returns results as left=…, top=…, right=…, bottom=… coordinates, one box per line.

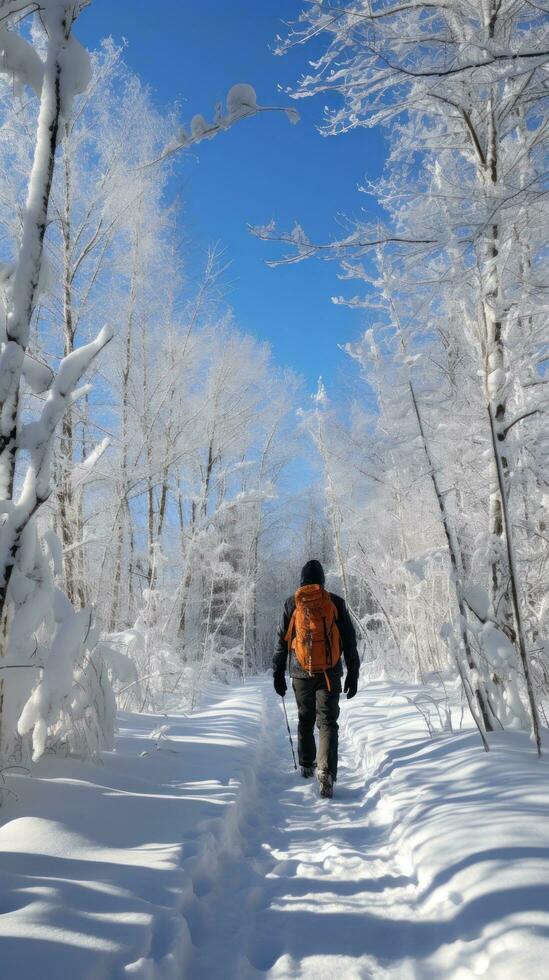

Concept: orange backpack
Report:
left=285, top=584, right=341, bottom=686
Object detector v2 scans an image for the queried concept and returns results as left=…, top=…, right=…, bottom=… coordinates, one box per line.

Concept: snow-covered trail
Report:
left=187, top=681, right=549, bottom=980
left=2, top=677, right=549, bottom=979
left=188, top=688, right=423, bottom=979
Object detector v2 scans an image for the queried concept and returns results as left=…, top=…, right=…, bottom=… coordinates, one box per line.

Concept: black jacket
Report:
left=273, top=592, right=360, bottom=680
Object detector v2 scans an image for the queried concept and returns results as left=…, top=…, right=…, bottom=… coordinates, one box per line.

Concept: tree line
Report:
left=0, top=8, right=305, bottom=767
left=258, top=0, right=549, bottom=749
left=0, top=0, right=546, bottom=771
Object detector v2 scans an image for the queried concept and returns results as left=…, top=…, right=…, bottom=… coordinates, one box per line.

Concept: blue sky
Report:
left=78, top=0, right=387, bottom=397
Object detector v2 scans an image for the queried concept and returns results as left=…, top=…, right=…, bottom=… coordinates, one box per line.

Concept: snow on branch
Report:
left=0, top=325, right=112, bottom=621
left=22, top=325, right=112, bottom=491
left=18, top=606, right=92, bottom=761
left=0, top=26, right=44, bottom=94
left=0, top=0, right=38, bottom=25
left=141, top=83, right=299, bottom=169
left=71, top=437, right=110, bottom=488
left=0, top=1, right=91, bottom=98
left=250, top=219, right=437, bottom=267
left=276, top=0, right=549, bottom=138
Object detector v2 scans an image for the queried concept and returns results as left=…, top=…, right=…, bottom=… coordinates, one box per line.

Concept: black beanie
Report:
left=300, top=560, right=325, bottom=587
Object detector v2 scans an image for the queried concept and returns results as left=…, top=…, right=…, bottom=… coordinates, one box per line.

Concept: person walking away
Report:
left=273, top=560, right=359, bottom=798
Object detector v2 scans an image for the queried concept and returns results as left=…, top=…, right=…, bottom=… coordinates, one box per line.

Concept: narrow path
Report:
left=186, top=681, right=423, bottom=979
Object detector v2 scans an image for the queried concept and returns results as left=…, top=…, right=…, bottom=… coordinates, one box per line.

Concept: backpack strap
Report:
left=284, top=609, right=296, bottom=652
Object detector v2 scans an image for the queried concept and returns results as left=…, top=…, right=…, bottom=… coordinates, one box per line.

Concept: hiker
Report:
left=273, top=560, right=359, bottom=798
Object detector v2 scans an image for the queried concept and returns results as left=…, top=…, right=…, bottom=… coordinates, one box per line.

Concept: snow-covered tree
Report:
left=257, top=0, right=549, bottom=748
left=0, top=0, right=116, bottom=763
left=0, top=2, right=301, bottom=764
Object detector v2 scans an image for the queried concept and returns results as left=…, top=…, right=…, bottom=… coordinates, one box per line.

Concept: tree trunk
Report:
left=409, top=381, right=493, bottom=737
left=487, top=405, right=542, bottom=754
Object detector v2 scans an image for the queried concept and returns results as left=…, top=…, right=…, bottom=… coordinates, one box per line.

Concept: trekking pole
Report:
left=281, top=696, right=298, bottom=770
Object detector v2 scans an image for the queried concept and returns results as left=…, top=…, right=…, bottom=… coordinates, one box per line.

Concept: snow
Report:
left=0, top=27, right=44, bottom=96
left=1, top=682, right=266, bottom=979
left=21, top=352, right=54, bottom=395
left=54, top=324, right=113, bottom=398
left=190, top=113, right=209, bottom=139
left=2, top=677, right=549, bottom=979
left=58, top=34, right=92, bottom=115
left=170, top=80, right=297, bottom=157
left=462, top=584, right=490, bottom=621
left=18, top=606, right=93, bottom=760
left=226, top=83, right=257, bottom=120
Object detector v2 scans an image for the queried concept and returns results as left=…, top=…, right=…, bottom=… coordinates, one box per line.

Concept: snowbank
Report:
left=0, top=682, right=265, bottom=980
left=343, top=681, right=549, bottom=978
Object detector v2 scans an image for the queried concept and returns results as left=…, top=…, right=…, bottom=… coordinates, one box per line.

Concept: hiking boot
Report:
left=318, top=771, right=333, bottom=799
left=301, top=765, right=316, bottom=778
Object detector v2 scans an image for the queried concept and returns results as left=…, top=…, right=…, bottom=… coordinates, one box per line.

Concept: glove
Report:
left=274, top=670, right=287, bottom=698
left=344, top=670, right=358, bottom=700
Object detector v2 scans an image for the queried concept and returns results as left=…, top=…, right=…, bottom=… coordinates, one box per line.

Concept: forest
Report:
left=0, top=2, right=547, bottom=979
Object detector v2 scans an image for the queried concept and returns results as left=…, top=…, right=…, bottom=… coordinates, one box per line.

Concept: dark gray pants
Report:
left=292, top=674, right=341, bottom=779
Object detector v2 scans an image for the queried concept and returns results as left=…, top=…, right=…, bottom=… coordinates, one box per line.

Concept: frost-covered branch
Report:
left=138, top=83, right=299, bottom=171
left=251, top=220, right=438, bottom=266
